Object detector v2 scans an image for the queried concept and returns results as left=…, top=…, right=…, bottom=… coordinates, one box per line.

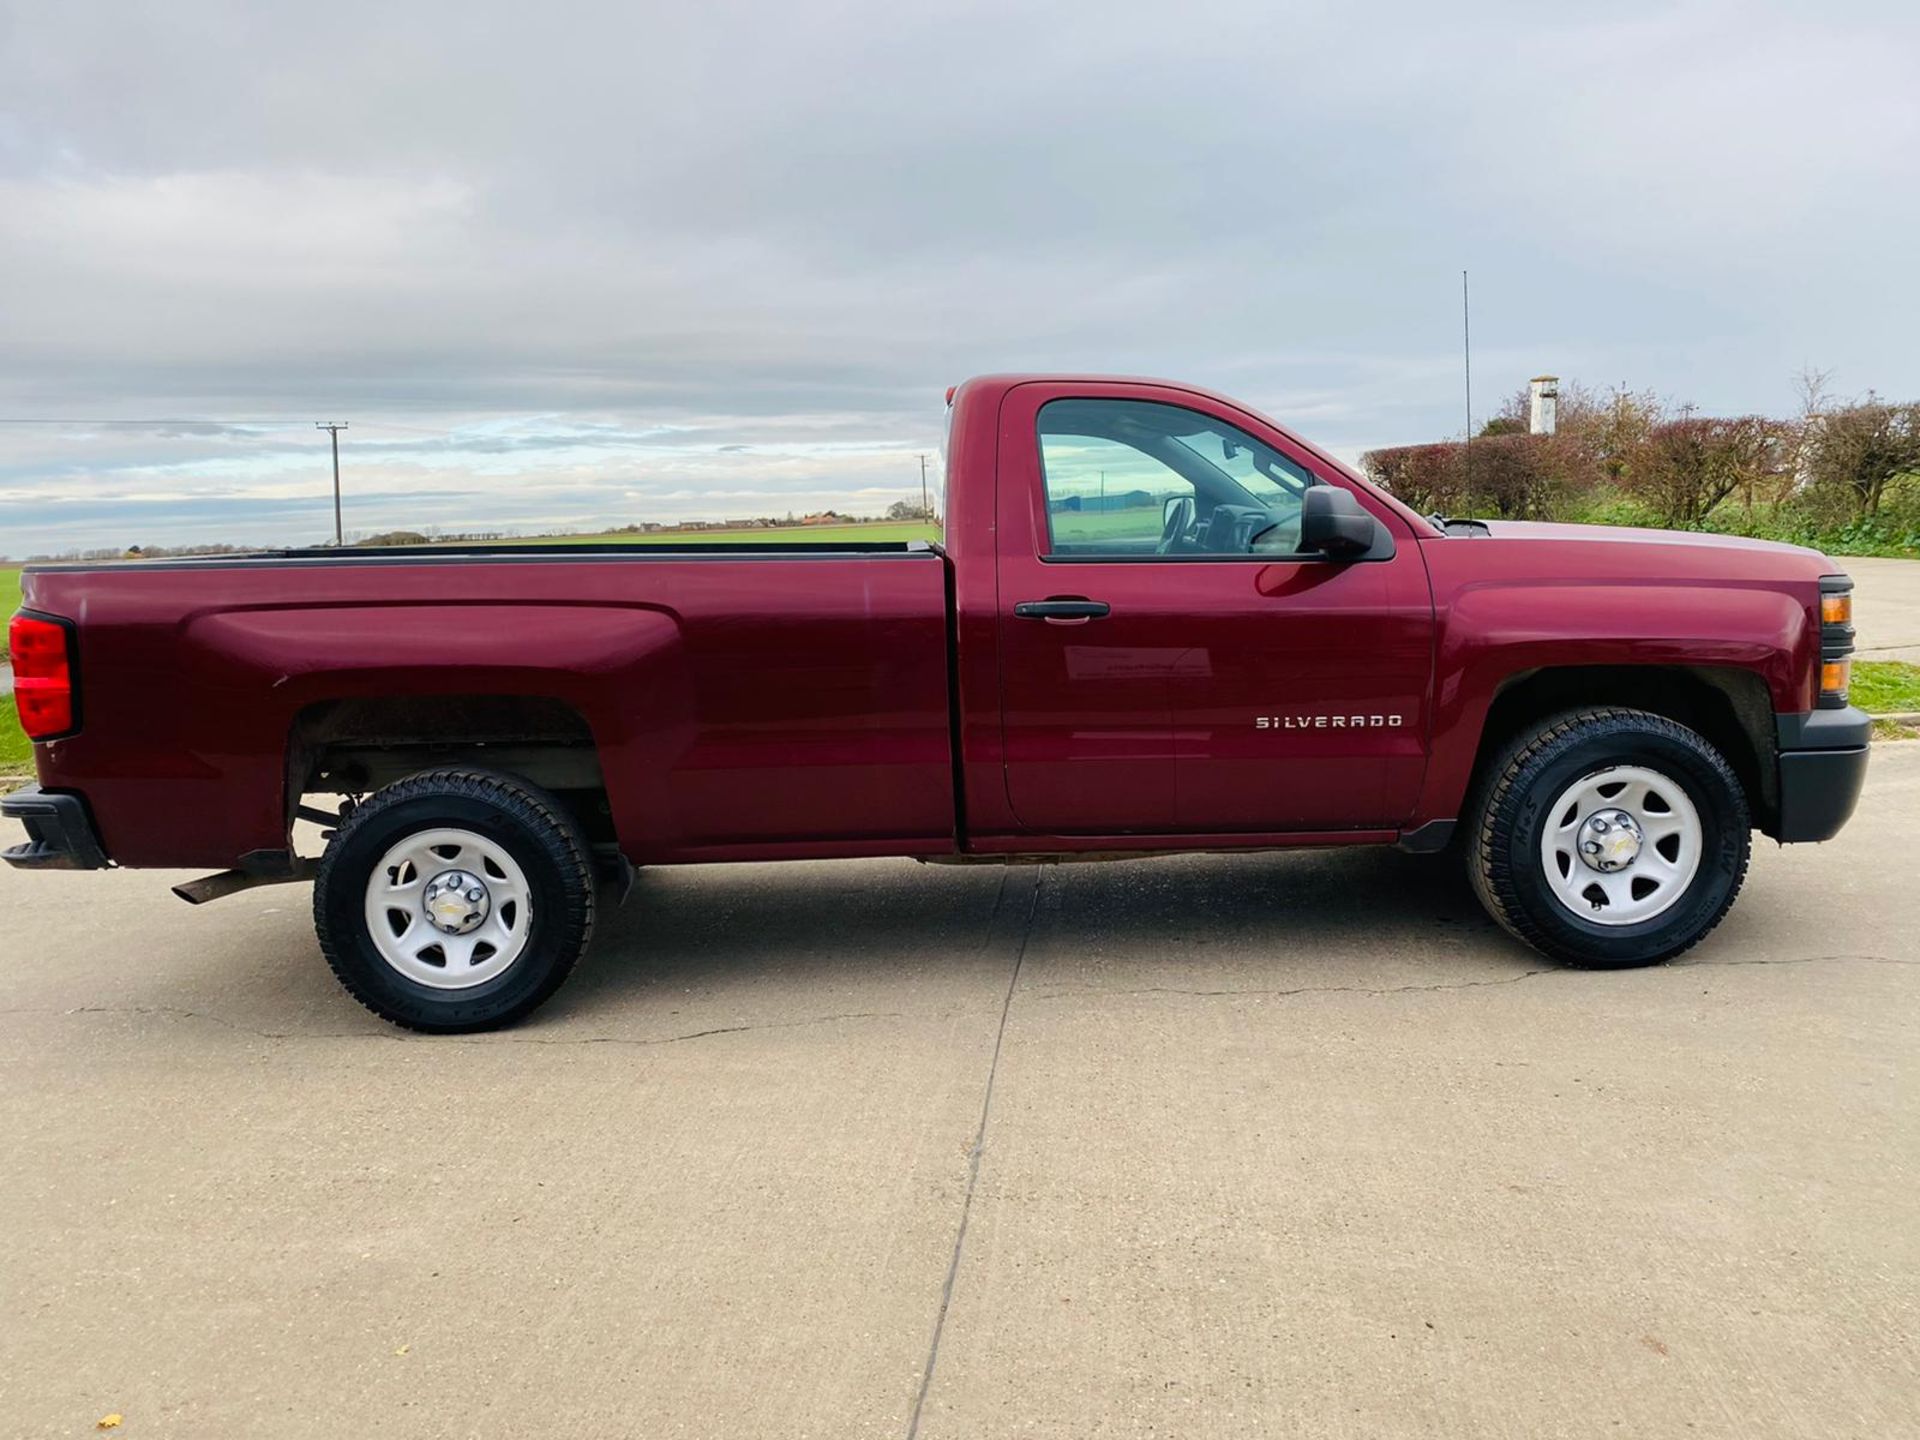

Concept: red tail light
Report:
left=8, top=613, right=77, bottom=739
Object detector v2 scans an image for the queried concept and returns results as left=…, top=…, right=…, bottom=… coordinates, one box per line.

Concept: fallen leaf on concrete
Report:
left=394, top=1344, right=410, bottom=1356
left=98, top=1417, right=123, bottom=1431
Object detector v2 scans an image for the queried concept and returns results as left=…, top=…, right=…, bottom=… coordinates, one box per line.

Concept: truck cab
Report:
left=953, top=378, right=1431, bottom=839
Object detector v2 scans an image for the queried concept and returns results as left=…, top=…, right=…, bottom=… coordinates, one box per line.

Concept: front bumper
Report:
left=1, top=785, right=111, bottom=870
left=1774, top=706, right=1871, bottom=843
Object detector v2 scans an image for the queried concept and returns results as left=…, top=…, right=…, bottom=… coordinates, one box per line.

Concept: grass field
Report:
left=2, top=570, right=22, bottom=775
left=1046, top=507, right=1165, bottom=547
left=0, top=698, right=29, bottom=775
left=3, top=569, right=30, bottom=773
left=1853, top=660, right=1920, bottom=715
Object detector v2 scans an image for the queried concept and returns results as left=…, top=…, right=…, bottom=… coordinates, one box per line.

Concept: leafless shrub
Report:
left=1628, top=415, right=1797, bottom=527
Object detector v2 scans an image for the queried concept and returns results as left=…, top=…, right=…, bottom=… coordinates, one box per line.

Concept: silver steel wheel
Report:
left=1538, top=764, right=1702, bottom=926
left=362, top=827, right=533, bottom=989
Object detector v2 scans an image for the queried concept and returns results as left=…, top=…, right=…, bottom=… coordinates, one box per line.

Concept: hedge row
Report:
left=1359, top=384, right=1920, bottom=548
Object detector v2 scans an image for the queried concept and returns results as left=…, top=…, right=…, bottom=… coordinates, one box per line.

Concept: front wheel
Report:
left=314, top=769, right=597, bottom=1031
left=1468, top=708, right=1750, bottom=968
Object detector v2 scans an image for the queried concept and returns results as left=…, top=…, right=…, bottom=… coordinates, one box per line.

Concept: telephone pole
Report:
left=917, top=453, right=930, bottom=519
left=316, top=422, right=348, bottom=544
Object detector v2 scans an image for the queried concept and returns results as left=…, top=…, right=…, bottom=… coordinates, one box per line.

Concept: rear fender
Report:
left=178, top=602, right=688, bottom=862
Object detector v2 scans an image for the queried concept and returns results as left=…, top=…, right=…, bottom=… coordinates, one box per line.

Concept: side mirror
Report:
left=1299, top=486, right=1376, bottom=559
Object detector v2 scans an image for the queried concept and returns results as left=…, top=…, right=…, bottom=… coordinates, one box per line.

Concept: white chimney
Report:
left=1529, top=375, right=1559, bottom=435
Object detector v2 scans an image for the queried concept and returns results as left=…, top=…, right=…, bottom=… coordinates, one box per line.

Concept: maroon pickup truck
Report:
left=5, top=374, right=1870, bottom=1030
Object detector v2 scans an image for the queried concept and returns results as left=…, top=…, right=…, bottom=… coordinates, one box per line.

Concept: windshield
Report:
left=1166, top=429, right=1312, bottom=508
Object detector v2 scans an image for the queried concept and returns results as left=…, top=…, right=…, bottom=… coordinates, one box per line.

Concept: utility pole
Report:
left=316, top=422, right=348, bottom=544
left=917, top=453, right=930, bottom=519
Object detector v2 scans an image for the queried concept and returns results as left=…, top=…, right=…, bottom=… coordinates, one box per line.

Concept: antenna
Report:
left=1461, top=270, right=1473, bottom=488
left=315, top=422, right=348, bottom=545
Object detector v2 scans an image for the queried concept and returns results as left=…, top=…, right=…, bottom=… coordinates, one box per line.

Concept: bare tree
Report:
left=1630, top=415, right=1795, bottom=527
left=1801, top=395, right=1920, bottom=517
left=1362, top=435, right=1563, bottom=520
left=1486, top=379, right=1662, bottom=490
left=1793, top=365, right=1834, bottom=421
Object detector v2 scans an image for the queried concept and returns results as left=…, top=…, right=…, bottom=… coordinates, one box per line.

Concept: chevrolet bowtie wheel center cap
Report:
left=1576, top=809, right=1644, bottom=873
left=422, top=869, right=491, bottom=935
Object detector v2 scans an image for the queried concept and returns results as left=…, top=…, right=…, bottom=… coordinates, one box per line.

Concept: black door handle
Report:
left=1013, top=599, right=1111, bottom=621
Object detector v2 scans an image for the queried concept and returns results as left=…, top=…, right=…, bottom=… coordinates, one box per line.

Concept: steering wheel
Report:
left=1157, top=495, right=1196, bottom=555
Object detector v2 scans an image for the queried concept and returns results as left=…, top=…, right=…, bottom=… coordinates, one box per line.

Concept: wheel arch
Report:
left=287, top=693, right=613, bottom=846
left=1465, top=665, right=1778, bottom=836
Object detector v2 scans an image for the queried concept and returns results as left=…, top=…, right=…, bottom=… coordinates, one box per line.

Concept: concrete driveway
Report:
left=3, top=747, right=1916, bottom=1438
left=1844, top=555, right=1920, bottom=663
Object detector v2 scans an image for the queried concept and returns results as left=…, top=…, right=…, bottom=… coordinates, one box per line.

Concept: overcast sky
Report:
left=2, top=0, right=1917, bottom=556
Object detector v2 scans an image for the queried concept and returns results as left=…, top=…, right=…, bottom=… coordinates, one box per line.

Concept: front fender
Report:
left=1413, top=579, right=1814, bottom=825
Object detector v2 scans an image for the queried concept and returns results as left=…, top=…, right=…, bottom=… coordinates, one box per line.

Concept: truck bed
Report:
left=17, top=545, right=957, bottom=869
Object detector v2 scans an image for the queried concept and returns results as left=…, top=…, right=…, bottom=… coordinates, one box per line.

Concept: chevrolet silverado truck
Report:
left=4, top=375, right=1871, bottom=1030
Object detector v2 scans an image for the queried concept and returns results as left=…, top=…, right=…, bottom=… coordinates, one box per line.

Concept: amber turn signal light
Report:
left=1820, top=659, right=1851, bottom=699
left=1820, top=592, right=1852, bottom=626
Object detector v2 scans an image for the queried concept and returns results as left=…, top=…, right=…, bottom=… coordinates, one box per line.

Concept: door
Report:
left=995, top=383, right=1433, bottom=836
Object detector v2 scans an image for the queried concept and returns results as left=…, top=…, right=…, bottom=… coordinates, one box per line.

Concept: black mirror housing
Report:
left=1299, top=486, right=1376, bottom=558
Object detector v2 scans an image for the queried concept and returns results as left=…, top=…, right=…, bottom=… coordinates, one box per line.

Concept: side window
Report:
left=1037, top=399, right=1314, bottom=559
left=1037, top=433, right=1192, bottom=552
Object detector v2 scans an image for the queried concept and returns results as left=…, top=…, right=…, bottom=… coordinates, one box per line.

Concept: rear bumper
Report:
left=1774, top=707, right=1871, bottom=844
left=1, top=785, right=111, bottom=870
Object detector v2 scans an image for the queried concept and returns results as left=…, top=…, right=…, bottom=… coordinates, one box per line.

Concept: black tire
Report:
left=1467, top=707, right=1750, bottom=968
left=314, top=768, right=596, bottom=1032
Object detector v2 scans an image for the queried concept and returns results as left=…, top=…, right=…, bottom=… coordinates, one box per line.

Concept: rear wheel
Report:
left=314, top=769, right=596, bottom=1031
left=1468, top=708, right=1749, bottom=968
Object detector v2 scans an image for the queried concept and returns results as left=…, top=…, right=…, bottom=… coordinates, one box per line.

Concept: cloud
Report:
left=1, top=0, right=1917, bottom=554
